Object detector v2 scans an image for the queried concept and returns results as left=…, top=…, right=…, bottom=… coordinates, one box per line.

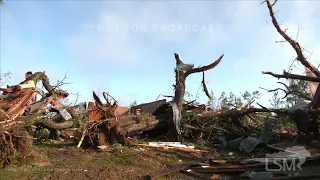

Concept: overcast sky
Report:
left=1, top=1, right=320, bottom=106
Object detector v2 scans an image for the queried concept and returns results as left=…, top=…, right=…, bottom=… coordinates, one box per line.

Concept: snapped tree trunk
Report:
left=174, top=70, right=186, bottom=111
left=173, top=53, right=223, bottom=110
left=166, top=53, right=224, bottom=141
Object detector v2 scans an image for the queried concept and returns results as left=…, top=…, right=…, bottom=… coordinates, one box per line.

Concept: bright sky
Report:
left=1, top=1, right=320, bottom=107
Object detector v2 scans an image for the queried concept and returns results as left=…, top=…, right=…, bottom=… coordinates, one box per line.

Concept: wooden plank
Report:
left=137, top=144, right=209, bottom=153
left=191, top=165, right=264, bottom=173
left=181, top=170, right=211, bottom=180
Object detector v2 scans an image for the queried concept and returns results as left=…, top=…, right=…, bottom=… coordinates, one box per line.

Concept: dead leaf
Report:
left=58, top=148, right=67, bottom=152
left=211, top=174, right=220, bottom=180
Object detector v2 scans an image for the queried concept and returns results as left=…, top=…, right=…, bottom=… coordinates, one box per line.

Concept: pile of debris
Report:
left=76, top=93, right=187, bottom=148
left=0, top=3, right=319, bottom=180
left=141, top=141, right=320, bottom=180
left=0, top=71, right=73, bottom=166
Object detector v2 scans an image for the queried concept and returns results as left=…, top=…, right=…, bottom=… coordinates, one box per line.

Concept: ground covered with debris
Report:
left=0, top=136, right=319, bottom=180
left=1, top=0, right=320, bottom=179
left=0, top=142, right=201, bottom=180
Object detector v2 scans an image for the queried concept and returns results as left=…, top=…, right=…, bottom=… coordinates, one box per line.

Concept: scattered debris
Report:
left=0, top=2, right=320, bottom=179
left=137, top=143, right=209, bottom=154
left=142, top=157, right=208, bottom=180
left=130, top=99, right=167, bottom=115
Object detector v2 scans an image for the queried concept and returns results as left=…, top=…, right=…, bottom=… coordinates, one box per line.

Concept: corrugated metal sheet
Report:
left=168, top=101, right=182, bottom=141
left=131, top=99, right=167, bottom=115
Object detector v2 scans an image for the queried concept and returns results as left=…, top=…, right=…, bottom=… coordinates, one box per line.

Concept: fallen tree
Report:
left=79, top=53, right=225, bottom=147
left=0, top=71, right=74, bottom=166
left=79, top=92, right=170, bottom=147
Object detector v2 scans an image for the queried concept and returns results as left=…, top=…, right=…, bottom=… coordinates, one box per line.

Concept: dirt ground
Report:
left=0, top=141, right=209, bottom=180
left=1, top=138, right=319, bottom=180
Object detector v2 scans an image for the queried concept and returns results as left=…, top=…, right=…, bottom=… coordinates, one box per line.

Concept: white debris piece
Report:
left=148, top=142, right=195, bottom=149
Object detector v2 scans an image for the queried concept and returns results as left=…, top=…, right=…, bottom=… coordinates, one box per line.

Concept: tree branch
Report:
left=73, top=91, right=80, bottom=106
left=202, top=72, right=212, bottom=100
left=265, top=0, right=320, bottom=77
left=262, top=70, right=320, bottom=82
left=183, top=124, right=229, bottom=134
left=271, top=0, right=278, bottom=6
left=103, top=92, right=118, bottom=103
left=260, top=82, right=313, bottom=101
left=185, top=54, right=224, bottom=77
left=162, top=95, right=174, bottom=98
left=22, top=71, right=69, bottom=98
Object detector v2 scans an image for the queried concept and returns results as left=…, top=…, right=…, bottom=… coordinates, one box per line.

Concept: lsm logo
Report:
left=256, top=146, right=311, bottom=172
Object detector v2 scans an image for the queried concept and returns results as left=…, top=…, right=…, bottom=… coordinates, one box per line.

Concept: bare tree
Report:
left=262, top=0, right=320, bottom=82
left=0, top=72, right=12, bottom=87
left=261, top=0, right=319, bottom=134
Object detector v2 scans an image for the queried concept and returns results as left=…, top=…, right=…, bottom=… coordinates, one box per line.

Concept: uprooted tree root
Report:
left=83, top=115, right=168, bottom=148
left=84, top=120, right=127, bottom=148
left=0, top=128, right=32, bottom=167
left=81, top=91, right=167, bottom=148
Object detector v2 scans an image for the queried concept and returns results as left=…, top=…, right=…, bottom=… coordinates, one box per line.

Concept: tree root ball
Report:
left=0, top=129, right=32, bottom=167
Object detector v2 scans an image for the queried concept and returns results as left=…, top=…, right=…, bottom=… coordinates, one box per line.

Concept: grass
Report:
left=0, top=141, right=201, bottom=180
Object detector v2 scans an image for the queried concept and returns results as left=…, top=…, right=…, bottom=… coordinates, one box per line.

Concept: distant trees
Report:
left=269, top=91, right=284, bottom=109
left=130, top=100, right=137, bottom=107
left=0, top=72, right=12, bottom=87
left=206, top=90, right=260, bottom=110
left=285, top=79, right=311, bottom=107
left=269, top=79, right=311, bottom=108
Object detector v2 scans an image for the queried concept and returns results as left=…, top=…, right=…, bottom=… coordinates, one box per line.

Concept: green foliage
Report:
left=268, top=79, right=311, bottom=108
left=129, top=100, right=138, bottom=114
left=181, top=90, right=262, bottom=130
left=130, top=100, right=137, bottom=107
left=35, top=127, right=51, bottom=140
left=72, top=109, right=89, bottom=130
left=242, top=90, right=260, bottom=105
left=243, top=115, right=264, bottom=129
left=184, top=91, right=194, bottom=102
left=181, top=110, right=196, bottom=125
left=269, top=91, right=285, bottom=109
left=285, top=79, right=311, bottom=107
left=136, top=112, right=151, bottom=123
left=215, top=90, right=260, bottom=110
left=281, top=117, right=295, bottom=129
left=206, top=90, right=216, bottom=110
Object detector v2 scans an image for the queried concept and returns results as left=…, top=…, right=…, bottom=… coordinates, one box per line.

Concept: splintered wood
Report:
left=0, top=88, right=37, bottom=125
left=87, top=102, right=104, bottom=121
left=137, top=142, right=209, bottom=154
